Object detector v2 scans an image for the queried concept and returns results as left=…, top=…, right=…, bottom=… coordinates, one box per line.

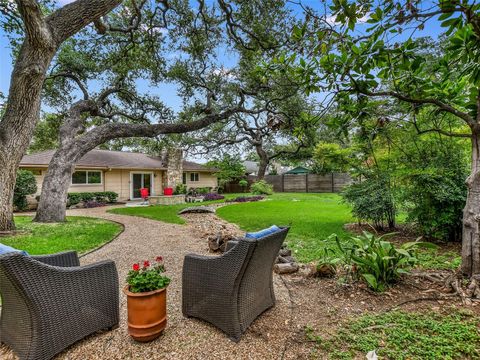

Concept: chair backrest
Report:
left=236, top=227, right=289, bottom=330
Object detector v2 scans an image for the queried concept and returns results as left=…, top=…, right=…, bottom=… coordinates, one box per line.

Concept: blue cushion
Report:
left=245, top=225, right=281, bottom=239
left=0, top=243, right=28, bottom=256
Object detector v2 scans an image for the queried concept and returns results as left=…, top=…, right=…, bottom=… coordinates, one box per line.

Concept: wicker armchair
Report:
left=182, top=227, right=289, bottom=342
left=0, top=251, right=119, bottom=360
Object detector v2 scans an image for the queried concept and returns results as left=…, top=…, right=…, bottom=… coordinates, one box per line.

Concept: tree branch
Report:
left=46, top=0, right=122, bottom=45
left=15, top=0, right=50, bottom=46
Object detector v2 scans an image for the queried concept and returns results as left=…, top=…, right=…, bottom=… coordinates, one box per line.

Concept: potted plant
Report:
left=124, top=256, right=171, bottom=342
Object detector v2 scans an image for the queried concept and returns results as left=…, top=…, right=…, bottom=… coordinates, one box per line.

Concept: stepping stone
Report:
left=178, top=206, right=216, bottom=214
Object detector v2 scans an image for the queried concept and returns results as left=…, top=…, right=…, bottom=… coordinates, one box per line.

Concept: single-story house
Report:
left=19, top=149, right=218, bottom=201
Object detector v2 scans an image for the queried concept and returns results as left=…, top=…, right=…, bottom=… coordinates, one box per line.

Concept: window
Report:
left=190, top=172, right=199, bottom=182
left=30, top=169, right=42, bottom=176
left=182, top=172, right=187, bottom=184
left=72, top=170, right=102, bottom=184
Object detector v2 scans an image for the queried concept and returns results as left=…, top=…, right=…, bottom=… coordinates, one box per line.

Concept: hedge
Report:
left=67, top=191, right=118, bottom=206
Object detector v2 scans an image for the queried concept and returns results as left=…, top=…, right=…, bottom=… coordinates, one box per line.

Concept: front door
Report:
left=131, top=173, right=153, bottom=199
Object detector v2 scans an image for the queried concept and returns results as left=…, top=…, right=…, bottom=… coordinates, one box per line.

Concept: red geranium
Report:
left=143, top=260, right=150, bottom=268
left=156, top=256, right=163, bottom=262
left=132, top=263, right=140, bottom=271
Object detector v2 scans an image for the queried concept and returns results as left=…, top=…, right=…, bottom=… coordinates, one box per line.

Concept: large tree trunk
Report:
left=461, top=131, right=480, bottom=277
left=0, top=0, right=123, bottom=231
left=34, top=149, right=79, bottom=222
left=256, top=145, right=269, bottom=180
left=0, top=42, right=56, bottom=231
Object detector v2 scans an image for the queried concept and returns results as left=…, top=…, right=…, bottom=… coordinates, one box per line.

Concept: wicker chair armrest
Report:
left=31, top=251, right=80, bottom=267
left=225, top=240, right=239, bottom=253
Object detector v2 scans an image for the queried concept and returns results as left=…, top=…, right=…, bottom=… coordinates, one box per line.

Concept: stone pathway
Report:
left=1, top=206, right=295, bottom=360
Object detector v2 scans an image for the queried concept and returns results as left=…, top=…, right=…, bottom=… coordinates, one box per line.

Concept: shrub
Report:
left=14, top=170, right=37, bottom=211
left=104, top=191, right=118, bottom=203
left=250, top=180, right=273, bottom=195
left=327, top=232, right=436, bottom=291
left=67, top=191, right=118, bottom=206
left=203, top=193, right=225, bottom=201
left=226, top=195, right=264, bottom=203
left=342, top=175, right=396, bottom=229
left=126, top=256, right=171, bottom=293
left=196, top=187, right=211, bottom=194
left=238, top=179, right=248, bottom=192
left=173, top=183, right=187, bottom=195
left=67, top=193, right=82, bottom=206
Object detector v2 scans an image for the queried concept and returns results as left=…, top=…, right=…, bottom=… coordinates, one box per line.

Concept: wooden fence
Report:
left=223, top=173, right=352, bottom=193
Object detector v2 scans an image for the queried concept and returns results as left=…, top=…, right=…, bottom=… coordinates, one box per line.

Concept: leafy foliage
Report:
left=342, top=175, right=396, bottom=229
left=173, top=184, right=187, bottom=195
left=126, top=257, right=170, bottom=293
left=206, top=155, right=246, bottom=187
left=238, top=179, right=248, bottom=192
left=312, top=142, right=351, bottom=174
left=14, top=170, right=37, bottom=210
left=312, top=310, right=480, bottom=360
left=67, top=191, right=118, bottom=206
left=250, top=180, right=274, bottom=195
left=327, top=232, right=436, bottom=292
left=226, top=195, right=265, bottom=203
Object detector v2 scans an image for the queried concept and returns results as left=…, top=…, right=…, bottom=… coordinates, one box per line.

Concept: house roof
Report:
left=20, top=149, right=216, bottom=172
left=284, top=166, right=311, bottom=174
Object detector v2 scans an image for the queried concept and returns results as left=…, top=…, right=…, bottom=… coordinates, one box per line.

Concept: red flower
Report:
left=156, top=256, right=163, bottom=262
left=132, top=263, right=140, bottom=271
left=143, top=260, right=150, bottom=268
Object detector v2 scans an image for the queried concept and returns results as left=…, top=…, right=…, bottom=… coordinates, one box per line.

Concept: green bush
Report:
left=196, top=187, right=211, bottom=194
left=342, top=175, right=396, bottom=229
left=327, top=232, right=436, bottom=292
left=173, top=183, right=187, bottom=195
left=250, top=180, right=273, bottom=195
left=67, top=193, right=82, bottom=206
left=67, top=191, right=118, bottom=206
left=239, top=179, right=248, bottom=192
left=14, top=170, right=38, bottom=210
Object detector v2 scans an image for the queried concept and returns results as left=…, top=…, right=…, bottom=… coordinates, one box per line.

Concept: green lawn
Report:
left=1, top=216, right=123, bottom=255
left=108, top=194, right=242, bottom=224
left=216, top=193, right=353, bottom=262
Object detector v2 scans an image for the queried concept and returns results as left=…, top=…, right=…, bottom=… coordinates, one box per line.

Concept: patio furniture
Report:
left=182, top=227, right=289, bottom=341
left=0, top=251, right=119, bottom=360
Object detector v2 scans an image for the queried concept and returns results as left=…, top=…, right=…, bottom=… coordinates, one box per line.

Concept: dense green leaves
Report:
left=14, top=170, right=37, bottom=211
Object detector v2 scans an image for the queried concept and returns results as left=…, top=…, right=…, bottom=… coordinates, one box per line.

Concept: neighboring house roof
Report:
left=243, top=160, right=259, bottom=174
left=284, top=166, right=311, bottom=174
left=20, top=149, right=216, bottom=172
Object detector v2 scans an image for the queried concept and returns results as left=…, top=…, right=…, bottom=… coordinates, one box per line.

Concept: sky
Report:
left=0, top=0, right=445, bottom=161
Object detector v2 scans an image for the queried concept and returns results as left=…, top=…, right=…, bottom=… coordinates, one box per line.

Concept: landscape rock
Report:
left=178, top=206, right=216, bottom=214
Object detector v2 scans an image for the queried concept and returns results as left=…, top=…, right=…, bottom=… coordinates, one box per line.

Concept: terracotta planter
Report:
left=123, top=286, right=167, bottom=342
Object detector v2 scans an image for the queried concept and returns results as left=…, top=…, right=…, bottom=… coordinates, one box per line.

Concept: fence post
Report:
left=305, top=173, right=309, bottom=193
left=331, top=172, right=335, bottom=193
left=282, top=174, right=285, bottom=192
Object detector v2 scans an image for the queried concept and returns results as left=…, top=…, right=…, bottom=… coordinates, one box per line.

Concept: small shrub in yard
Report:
left=127, top=256, right=170, bottom=293
left=226, top=195, right=264, bottom=203
left=250, top=180, right=273, bottom=195
left=325, top=231, right=436, bottom=292
left=203, top=193, right=225, bottom=201
left=67, top=191, right=118, bottom=206
left=14, top=170, right=37, bottom=210
left=342, top=175, right=396, bottom=229
left=239, top=179, right=248, bottom=192
left=173, top=183, right=187, bottom=195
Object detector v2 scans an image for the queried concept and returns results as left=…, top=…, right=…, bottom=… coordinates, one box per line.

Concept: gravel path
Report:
left=1, top=206, right=296, bottom=360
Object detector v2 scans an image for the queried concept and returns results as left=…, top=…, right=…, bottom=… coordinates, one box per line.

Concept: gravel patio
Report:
left=0, top=205, right=298, bottom=360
